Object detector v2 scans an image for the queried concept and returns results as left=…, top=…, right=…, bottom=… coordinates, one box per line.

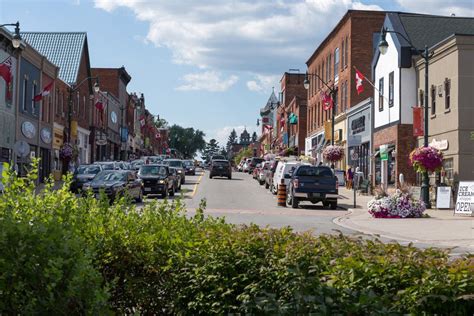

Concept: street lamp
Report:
left=0, top=21, right=21, bottom=48
left=304, top=71, right=338, bottom=146
left=378, top=27, right=433, bottom=208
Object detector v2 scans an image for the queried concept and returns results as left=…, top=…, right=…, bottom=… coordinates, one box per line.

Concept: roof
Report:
left=260, top=91, right=279, bottom=115
left=397, top=13, right=474, bottom=50
left=21, top=32, right=87, bottom=85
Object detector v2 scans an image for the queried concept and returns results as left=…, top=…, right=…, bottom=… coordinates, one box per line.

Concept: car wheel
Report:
left=228, top=175, right=232, bottom=180
left=209, top=174, right=213, bottom=179
left=330, top=202, right=337, bottom=210
left=286, top=192, right=292, bottom=206
left=323, top=201, right=330, bottom=208
left=291, top=194, right=299, bottom=209
left=161, top=189, right=168, bottom=199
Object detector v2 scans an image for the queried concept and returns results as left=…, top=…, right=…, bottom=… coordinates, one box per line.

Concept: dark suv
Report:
left=209, top=159, right=232, bottom=179
left=138, top=164, right=174, bottom=198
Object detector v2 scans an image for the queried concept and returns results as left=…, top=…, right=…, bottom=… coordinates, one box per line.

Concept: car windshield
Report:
left=140, top=165, right=167, bottom=176
left=76, top=165, right=101, bottom=175
left=183, top=160, right=193, bottom=166
left=296, top=166, right=333, bottom=177
left=166, top=160, right=182, bottom=167
left=94, top=171, right=127, bottom=182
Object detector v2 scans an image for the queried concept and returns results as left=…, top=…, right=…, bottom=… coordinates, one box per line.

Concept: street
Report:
left=144, top=169, right=358, bottom=236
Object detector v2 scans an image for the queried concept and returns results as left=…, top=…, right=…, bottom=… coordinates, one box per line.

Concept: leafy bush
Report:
left=1, top=162, right=473, bottom=314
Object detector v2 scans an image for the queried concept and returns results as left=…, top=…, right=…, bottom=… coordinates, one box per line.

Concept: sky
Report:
left=1, top=0, right=473, bottom=147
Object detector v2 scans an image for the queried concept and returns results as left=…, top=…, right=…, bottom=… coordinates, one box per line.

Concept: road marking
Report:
left=191, top=171, right=204, bottom=198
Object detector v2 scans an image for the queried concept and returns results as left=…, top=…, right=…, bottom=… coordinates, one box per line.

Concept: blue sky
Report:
left=2, top=0, right=473, bottom=146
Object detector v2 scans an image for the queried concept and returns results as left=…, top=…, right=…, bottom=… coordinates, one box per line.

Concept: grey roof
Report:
left=21, top=32, right=87, bottom=85
left=260, top=91, right=279, bottom=115
left=398, top=14, right=474, bottom=49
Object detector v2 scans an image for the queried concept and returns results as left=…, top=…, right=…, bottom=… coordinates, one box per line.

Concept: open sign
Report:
left=455, top=182, right=474, bottom=215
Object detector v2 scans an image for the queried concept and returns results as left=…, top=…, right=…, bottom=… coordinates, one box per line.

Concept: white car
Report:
left=271, top=161, right=309, bottom=194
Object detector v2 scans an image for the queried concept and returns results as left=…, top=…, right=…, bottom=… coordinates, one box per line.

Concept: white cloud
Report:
left=176, top=71, right=238, bottom=92
left=397, top=0, right=474, bottom=17
left=246, top=74, right=281, bottom=93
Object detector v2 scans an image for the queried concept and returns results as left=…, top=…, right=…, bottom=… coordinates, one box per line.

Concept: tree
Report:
left=202, top=139, right=220, bottom=162
left=219, top=146, right=228, bottom=158
left=226, top=129, right=238, bottom=153
left=168, top=124, right=206, bottom=159
left=251, top=131, right=258, bottom=143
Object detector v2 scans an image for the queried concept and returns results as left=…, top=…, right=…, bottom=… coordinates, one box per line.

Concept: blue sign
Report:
left=120, top=127, right=128, bottom=143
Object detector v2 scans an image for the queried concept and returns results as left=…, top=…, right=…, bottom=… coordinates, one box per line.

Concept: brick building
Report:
left=277, top=72, right=307, bottom=155
left=305, top=10, right=385, bottom=170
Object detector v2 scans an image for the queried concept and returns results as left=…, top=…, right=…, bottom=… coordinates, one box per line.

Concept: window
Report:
left=334, top=48, right=339, bottom=81
left=378, top=77, right=384, bottom=111
left=328, top=54, right=332, bottom=80
left=321, top=63, right=325, bottom=85
left=333, top=88, right=338, bottom=115
left=341, top=39, right=345, bottom=70
left=344, top=37, right=348, bottom=68
left=341, top=81, right=348, bottom=112
left=431, top=85, right=436, bottom=115
left=55, top=89, right=60, bottom=116
left=83, top=96, right=86, bottom=118
left=32, top=81, right=37, bottom=115
left=22, top=78, right=27, bottom=112
left=444, top=78, right=451, bottom=110
left=76, top=93, right=80, bottom=117
left=442, top=158, right=454, bottom=183
left=419, top=90, right=424, bottom=107
left=388, top=72, right=394, bottom=107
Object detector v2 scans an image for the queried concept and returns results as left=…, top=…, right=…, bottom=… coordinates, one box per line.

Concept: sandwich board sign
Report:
left=436, top=186, right=451, bottom=209
left=455, top=182, right=474, bottom=215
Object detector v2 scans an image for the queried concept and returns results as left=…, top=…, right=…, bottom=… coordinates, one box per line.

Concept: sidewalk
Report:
left=335, top=187, right=473, bottom=253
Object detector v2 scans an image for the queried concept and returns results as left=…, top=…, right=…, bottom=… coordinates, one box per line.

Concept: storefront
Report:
left=305, top=131, right=326, bottom=164
left=333, top=114, right=347, bottom=171
left=0, top=50, right=16, bottom=164
left=52, top=123, right=64, bottom=180
left=76, top=126, right=90, bottom=165
left=346, top=99, right=372, bottom=179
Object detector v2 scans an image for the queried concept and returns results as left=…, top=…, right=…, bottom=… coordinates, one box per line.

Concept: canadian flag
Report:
left=0, top=57, right=12, bottom=100
left=33, top=81, right=54, bottom=101
left=320, top=91, right=333, bottom=110
left=355, top=68, right=365, bottom=95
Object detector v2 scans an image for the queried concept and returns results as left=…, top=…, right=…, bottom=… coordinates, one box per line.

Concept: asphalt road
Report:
left=152, top=168, right=359, bottom=236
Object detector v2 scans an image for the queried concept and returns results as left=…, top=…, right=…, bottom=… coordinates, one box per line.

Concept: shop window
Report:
left=419, top=89, right=424, bottom=107
left=444, top=78, right=451, bottom=110
left=442, top=158, right=454, bottom=184
left=388, top=72, right=394, bottom=107
left=378, top=77, right=384, bottom=111
left=334, top=47, right=339, bottom=81
left=431, top=85, right=436, bottom=115
left=22, top=77, right=27, bottom=112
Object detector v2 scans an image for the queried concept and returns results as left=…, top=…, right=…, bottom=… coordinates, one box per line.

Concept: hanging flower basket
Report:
left=323, top=145, right=344, bottom=162
left=409, top=146, right=443, bottom=173
left=59, top=143, right=73, bottom=161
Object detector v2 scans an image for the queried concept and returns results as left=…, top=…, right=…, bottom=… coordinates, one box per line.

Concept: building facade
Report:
left=305, top=10, right=385, bottom=168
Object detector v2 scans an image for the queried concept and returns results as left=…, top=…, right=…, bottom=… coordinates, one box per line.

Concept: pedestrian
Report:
left=346, top=166, right=353, bottom=189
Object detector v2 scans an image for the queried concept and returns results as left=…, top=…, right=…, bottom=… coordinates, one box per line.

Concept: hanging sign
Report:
left=455, top=182, right=474, bottom=215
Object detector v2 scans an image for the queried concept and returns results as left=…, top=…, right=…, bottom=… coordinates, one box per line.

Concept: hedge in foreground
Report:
left=0, top=163, right=473, bottom=314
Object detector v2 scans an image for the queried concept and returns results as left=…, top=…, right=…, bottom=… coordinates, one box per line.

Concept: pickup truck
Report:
left=286, top=165, right=339, bottom=209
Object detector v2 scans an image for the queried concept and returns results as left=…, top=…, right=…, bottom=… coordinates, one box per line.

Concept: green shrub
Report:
left=1, top=161, right=472, bottom=314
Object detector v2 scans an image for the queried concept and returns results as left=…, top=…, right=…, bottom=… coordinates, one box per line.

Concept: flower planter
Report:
left=368, top=189, right=426, bottom=218
left=409, top=146, right=443, bottom=173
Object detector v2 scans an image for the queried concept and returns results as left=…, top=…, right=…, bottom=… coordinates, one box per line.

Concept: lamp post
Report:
left=303, top=71, right=338, bottom=146
left=0, top=21, right=22, bottom=48
left=378, top=27, right=432, bottom=208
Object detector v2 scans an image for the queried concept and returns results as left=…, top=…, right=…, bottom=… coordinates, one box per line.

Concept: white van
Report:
left=271, top=161, right=308, bottom=194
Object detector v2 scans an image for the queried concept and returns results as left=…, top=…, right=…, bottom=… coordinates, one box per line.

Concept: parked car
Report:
left=211, top=155, right=226, bottom=161
left=138, top=164, right=174, bottom=198
left=209, top=159, right=232, bottom=179
left=285, top=165, right=338, bottom=209
left=237, top=159, right=245, bottom=172
left=95, top=161, right=122, bottom=170
left=131, top=159, right=144, bottom=171
left=257, top=162, right=269, bottom=185
left=247, top=157, right=264, bottom=174
left=71, top=164, right=103, bottom=193
left=271, top=161, right=308, bottom=195
left=83, top=170, right=143, bottom=202
left=264, top=160, right=278, bottom=189
left=242, top=158, right=252, bottom=173
left=252, top=163, right=262, bottom=179
left=168, top=167, right=182, bottom=192
left=163, top=159, right=186, bottom=184
left=182, top=160, right=196, bottom=175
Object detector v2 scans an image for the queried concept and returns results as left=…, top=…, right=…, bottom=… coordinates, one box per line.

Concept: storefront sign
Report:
left=21, top=121, right=36, bottom=139
left=350, top=116, right=365, bottom=134
left=334, top=129, right=342, bottom=142
left=455, top=182, right=474, bottom=215
left=380, top=144, right=389, bottom=161
left=436, top=186, right=451, bottom=209
left=347, top=135, right=361, bottom=147
left=324, top=121, right=332, bottom=141
left=429, top=139, right=448, bottom=151
left=111, top=111, right=118, bottom=124
left=411, top=186, right=422, bottom=201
